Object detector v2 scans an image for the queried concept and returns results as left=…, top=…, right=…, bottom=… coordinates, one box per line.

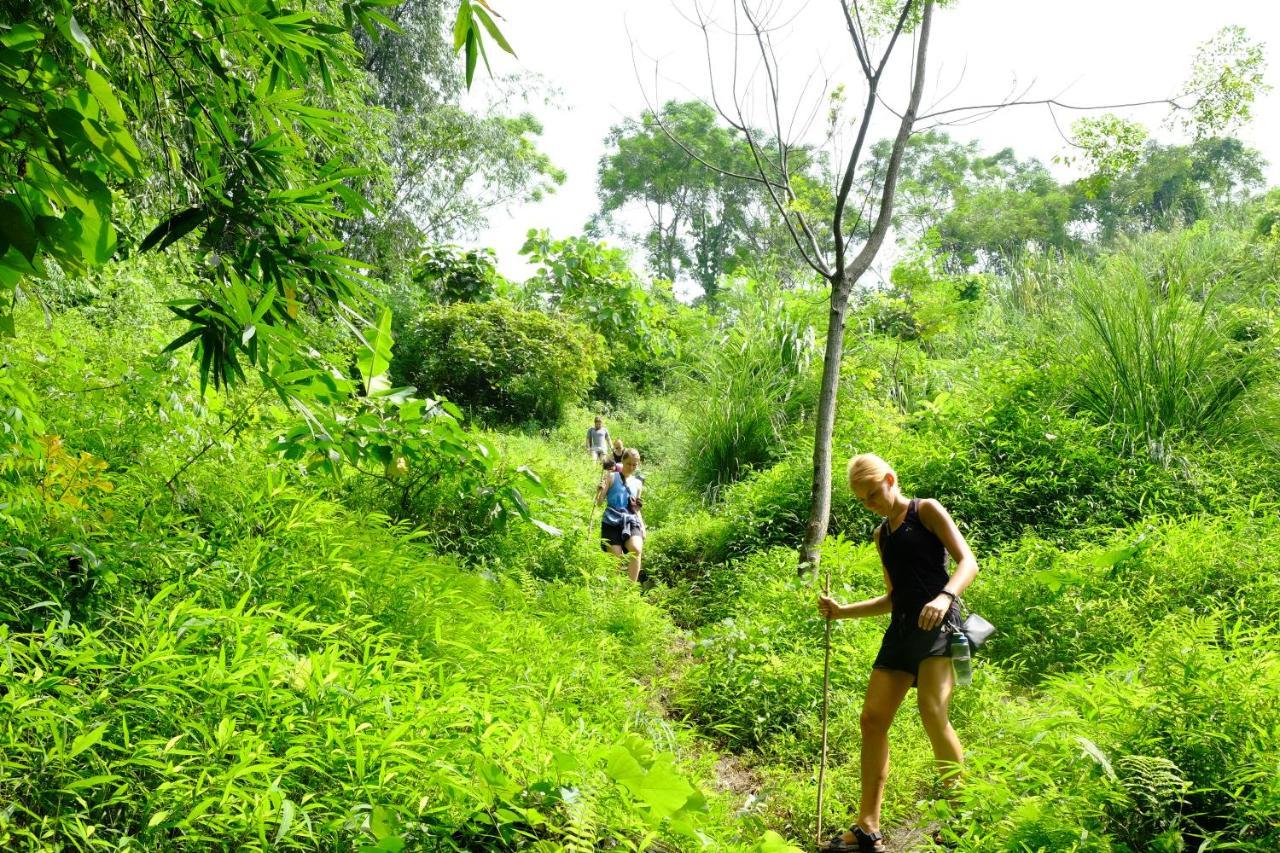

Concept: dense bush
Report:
left=901, top=365, right=1200, bottom=549
left=0, top=299, right=753, bottom=852
left=674, top=291, right=819, bottom=498
left=1058, top=226, right=1279, bottom=455
left=519, top=231, right=685, bottom=396
left=967, top=510, right=1280, bottom=684
left=932, top=613, right=1280, bottom=851
left=392, top=301, right=605, bottom=425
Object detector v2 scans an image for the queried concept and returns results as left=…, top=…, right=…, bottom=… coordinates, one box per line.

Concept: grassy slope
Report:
left=0, top=305, right=786, bottom=852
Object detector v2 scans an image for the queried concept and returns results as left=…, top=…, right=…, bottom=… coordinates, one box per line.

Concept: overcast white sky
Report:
left=466, top=1, right=1280, bottom=281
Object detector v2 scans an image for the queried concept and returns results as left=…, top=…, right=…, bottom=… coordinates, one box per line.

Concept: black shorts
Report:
left=600, top=521, right=642, bottom=552
left=872, top=604, right=961, bottom=686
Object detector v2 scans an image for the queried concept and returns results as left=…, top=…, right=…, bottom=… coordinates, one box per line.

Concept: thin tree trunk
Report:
left=800, top=274, right=851, bottom=568
left=798, top=0, right=935, bottom=571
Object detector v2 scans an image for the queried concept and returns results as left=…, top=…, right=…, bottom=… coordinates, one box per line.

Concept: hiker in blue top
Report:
left=595, top=447, right=644, bottom=582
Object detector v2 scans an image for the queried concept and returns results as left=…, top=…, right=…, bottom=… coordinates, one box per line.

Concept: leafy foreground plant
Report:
left=0, top=478, right=766, bottom=850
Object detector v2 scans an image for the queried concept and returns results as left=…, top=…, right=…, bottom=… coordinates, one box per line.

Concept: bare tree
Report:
left=642, top=3, right=1267, bottom=571
left=644, top=0, right=936, bottom=569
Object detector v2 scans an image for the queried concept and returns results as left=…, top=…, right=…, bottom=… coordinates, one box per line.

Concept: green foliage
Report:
left=873, top=127, right=1266, bottom=272
left=861, top=249, right=987, bottom=345
left=867, top=130, right=1079, bottom=269
left=519, top=230, right=678, bottom=393
left=393, top=300, right=605, bottom=425
left=1255, top=187, right=1280, bottom=239
left=0, top=7, right=140, bottom=307
left=0, top=302, right=732, bottom=851
left=1177, top=25, right=1271, bottom=138
left=412, top=243, right=504, bottom=305
left=357, top=106, right=563, bottom=276
left=451, top=0, right=516, bottom=89
left=898, top=363, right=1196, bottom=549
left=4, top=0, right=397, bottom=387
left=674, top=283, right=817, bottom=498
left=1064, top=228, right=1278, bottom=454
left=1080, top=137, right=1266, bottom=240
left=593, top=100, right=806, bottom=299
left=968, top=510, right=1280, bottom=684
left=935, top=614, right=1280, bottom=851
left=1067, top=114, right=1150, bottom=176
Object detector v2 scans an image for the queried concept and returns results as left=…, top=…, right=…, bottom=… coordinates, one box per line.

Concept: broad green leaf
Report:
left=627, top=756, right=696, bottom=819
left=369, top=805, right=398, bottom=840
left=754, top=831, right=804, bottom=853
left=71, top=200, right=116, bottom=264
left=0, top=197, right=36, bottom=261
left=1090, top=541, right=1143, bottom=569
left=604, top=742, right=645, bottom=788
left=357, top=308, right=394, bottom=395
left=63, top=773, right=121, bottom=791
left=274, top=798, right=296, bottom=844
left=530, top=518, right=561, bottom=537
left=84, top=69, right=127, bottom=125
left=471, top=6, right=515, bottom=56
left=464, top=28, right=478, bottom=87
left=1, top=23, right=45, bottom=51
left=452, top=0, right=472, bottom=51
left=1076, top=736, right=1116, bottom=779
left=138, top=207, right=207, bottom=253
left=58, top=14, right=97, bottom=61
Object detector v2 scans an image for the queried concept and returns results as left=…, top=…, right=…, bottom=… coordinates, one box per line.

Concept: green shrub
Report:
left=392, top=301, right=605, bottom=425
left=887, top=362, right=1199, bottom=550
left=672, top=544, right=886, bottom=750
left=675, top=293, right=818, bottom=498
left=966, top=511, right=1280, bottom=684
left=1065, top=234, right=1277, bottom=455
left=519, top=231, right=683, bottom=395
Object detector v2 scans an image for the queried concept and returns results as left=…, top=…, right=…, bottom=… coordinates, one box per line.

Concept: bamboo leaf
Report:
left=452, top=0, right=472, bottom=51
left=472, top=6, right=515, bottom=56
left=69, top=724, right=108, bottom=758
left=138, top=207, right=208, bottom=253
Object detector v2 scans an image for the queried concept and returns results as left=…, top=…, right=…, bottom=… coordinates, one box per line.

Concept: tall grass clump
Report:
left=1067, top=231, right=1277, bottom=456
left=676, top=295, right=817, bottom=499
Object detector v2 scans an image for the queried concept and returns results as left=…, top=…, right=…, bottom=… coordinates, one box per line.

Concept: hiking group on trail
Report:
left=587, top=416, right=646, bottom=583
left=582, top=417, right=986, bottom=851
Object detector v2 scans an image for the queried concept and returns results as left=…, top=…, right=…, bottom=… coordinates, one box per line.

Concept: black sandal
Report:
left=821, top=826, right=886, bottom=852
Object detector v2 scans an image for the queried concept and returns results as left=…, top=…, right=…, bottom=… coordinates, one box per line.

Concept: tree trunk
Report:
left=800, top=272, right=851, bottom=569
left=797, top=0, right=935, bottom=572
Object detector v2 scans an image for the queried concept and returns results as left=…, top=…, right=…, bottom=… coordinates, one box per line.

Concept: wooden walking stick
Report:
left=816, top=570, right=833, bottom=849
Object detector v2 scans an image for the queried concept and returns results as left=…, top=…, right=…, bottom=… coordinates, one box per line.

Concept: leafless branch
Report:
left=843, top=0, right=934, bottom=286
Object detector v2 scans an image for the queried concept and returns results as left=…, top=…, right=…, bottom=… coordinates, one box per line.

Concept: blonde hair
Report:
left=623, top=447, right=641, bottom=464
left=847, top=453, right=894, bottom=490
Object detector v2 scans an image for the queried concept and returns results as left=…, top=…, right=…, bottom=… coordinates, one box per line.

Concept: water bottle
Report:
left=949, top=631, right=973, bottom=686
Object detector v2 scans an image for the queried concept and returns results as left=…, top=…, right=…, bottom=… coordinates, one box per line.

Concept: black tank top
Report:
left=878, top=499, right=951, bottom=616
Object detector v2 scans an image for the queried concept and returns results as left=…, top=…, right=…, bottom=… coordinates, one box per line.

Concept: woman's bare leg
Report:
left=623, top=535, right=643, bottom=582
left=841, top=668, right=913, bottom=839
left=916, top=656, right=963, bottom=786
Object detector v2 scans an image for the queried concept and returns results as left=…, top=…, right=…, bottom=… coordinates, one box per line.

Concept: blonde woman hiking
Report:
left=817, top=453, right=978, bottom=852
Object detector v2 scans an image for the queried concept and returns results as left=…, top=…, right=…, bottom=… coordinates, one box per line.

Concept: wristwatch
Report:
left=939, top=589, right=958, bottom=603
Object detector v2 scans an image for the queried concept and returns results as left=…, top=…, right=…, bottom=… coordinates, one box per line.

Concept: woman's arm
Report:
left=594, top=471, right=612, bottom=506
left=816, top=526, right=895, bottom=620
left=819, top=592, right=893, bottom=620
left=916, top=498, right=979, bottom=629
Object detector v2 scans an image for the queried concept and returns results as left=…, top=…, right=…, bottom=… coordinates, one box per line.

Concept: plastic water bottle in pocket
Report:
left=949, top=631, right=972, bottom=686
